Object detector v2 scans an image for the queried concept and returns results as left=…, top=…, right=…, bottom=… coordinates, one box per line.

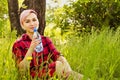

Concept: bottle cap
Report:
left=34, top=27, right=37, bottom=32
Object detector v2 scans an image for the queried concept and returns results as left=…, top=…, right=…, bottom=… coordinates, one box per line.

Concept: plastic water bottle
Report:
left=33, top=27, right=43, bottom=53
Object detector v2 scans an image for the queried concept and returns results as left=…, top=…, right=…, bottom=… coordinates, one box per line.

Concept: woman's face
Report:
left=22, top=13, right=39, bottom=33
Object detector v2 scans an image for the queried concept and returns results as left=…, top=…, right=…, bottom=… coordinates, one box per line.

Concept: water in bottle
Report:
left=33, top=27, right=43, bottom=53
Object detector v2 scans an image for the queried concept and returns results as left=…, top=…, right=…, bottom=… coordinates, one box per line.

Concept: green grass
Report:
left=0, top=28, right=120, bottom=80
left=59, top=28, right=120, bottom=80
left=0, top=32, right=18, bottom=80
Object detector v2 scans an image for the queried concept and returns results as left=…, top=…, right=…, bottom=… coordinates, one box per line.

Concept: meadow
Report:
left=0, top=28, right=120, bottom=80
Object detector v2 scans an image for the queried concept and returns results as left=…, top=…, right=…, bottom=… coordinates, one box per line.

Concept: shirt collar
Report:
left=22, top=34, right=32, bottom=41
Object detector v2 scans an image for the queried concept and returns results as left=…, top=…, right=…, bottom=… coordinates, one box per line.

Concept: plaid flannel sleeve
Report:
left=12, top=42, right=24, bottom=65
left=46, top=37, right=60, bottom=61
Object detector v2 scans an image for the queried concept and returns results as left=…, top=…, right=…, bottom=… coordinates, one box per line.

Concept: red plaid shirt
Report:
left=12, top=34, right=60, bottom=78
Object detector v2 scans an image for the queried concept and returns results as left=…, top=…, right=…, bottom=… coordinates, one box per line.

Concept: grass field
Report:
left=0, top=28, right=120, bottom=80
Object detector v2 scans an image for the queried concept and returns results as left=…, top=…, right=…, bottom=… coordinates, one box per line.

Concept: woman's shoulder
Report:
left=12, top=34, right=27, bottom=47
left=41, top=35, right=52, bottom=42
left=13, top=37, right=23, bottom=47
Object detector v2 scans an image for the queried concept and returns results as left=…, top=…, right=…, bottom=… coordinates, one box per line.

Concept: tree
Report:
left=7, top=0, right=46, bottom=36
left=51, top=0, right=120, bottom=36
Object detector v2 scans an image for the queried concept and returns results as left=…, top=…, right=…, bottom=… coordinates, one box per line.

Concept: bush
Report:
left=49, top=0, right=120, bottom=36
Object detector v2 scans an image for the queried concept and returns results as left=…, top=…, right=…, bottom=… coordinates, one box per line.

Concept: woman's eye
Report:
left=25, top=20, right=30, bottom=23
left=33, top=18, right=37, bottom=21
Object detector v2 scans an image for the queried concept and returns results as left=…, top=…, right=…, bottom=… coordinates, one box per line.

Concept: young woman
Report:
left=12, top=9, right=83, bottom=80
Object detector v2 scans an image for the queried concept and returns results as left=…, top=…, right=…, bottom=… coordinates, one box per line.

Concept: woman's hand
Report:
left=29, top=38, right=40, bottom=52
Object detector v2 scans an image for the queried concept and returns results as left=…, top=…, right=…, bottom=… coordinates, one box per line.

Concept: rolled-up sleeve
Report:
left=46, top=37, right=60, bottom=61
left=12, top=42, right=24, bottom=65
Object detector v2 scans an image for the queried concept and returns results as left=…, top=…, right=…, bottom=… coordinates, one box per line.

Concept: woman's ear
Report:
left=21, top=25, right=26, bottom=30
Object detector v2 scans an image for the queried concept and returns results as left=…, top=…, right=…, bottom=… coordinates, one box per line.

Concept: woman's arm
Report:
left=13, top=38, right=40, bottom=72
left=56, top=55, right=72, bottom=78
left=18, top=47, right=33, bottom=71
left=56, top=56, right=84, bottom=80
left=57, top=56, right=72, bottom=72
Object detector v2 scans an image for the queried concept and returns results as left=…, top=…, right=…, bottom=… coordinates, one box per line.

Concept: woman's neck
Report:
left=26, top=32, right=33, bottom=40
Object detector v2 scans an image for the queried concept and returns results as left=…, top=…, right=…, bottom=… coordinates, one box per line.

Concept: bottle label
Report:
left=35, top=41, right=43, bottom=52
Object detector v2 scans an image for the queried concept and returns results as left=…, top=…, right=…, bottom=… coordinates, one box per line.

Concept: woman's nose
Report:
left=30, top=21, right=34, bottom=25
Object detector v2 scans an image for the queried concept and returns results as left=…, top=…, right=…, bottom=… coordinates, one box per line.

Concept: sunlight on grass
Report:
left=60, top=28, right=120, bottom=80
left=0, top=28, right=120, bottom=80
left=0, top=33, right=18, bottom=80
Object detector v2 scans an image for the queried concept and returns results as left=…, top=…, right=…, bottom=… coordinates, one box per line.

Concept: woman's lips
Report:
left=30, top=27, right=35, bottom=30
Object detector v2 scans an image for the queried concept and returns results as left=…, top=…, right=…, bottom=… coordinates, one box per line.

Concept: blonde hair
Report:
left=20, top=9, right=37, bottom=29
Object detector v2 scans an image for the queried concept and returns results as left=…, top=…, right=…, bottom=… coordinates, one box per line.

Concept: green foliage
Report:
left=0, top=0, right=8, bottom=15
left=0, top=31, right=18, bottom=80
left=47, top=0, right=120, bottom=36
left=72, top=0, right=120, bottom=31
left=0, top=0, right=8, bottom=37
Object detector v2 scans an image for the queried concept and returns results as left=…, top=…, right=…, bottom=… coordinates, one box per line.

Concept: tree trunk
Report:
left=7, top=0, right=24, bottom=35
left=7, top=0, right=46, bottom=36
